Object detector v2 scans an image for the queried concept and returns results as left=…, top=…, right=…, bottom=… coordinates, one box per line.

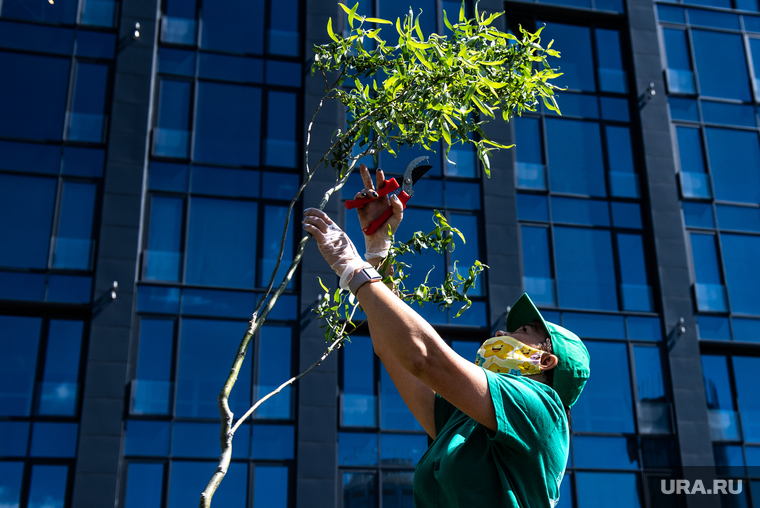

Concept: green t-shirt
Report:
left=413, top=369, right=569, bottom=508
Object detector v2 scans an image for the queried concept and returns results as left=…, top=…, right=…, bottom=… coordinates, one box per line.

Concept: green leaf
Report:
left=479, top=77, right=508, bottom=89
left=365, top=16, right=393, bottom=24
left=441, top=120, right=451, bottom=146
left=443, top=9, right=454, bottom=31
left=318, top=277, right=329, bottom=293
left=327, top=18, right=339, bottom=42
left=481, top=11, right=503, bottom=26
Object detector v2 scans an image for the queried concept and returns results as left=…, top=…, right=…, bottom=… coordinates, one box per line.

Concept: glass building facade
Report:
left=0, top=0, right=757, bottom=506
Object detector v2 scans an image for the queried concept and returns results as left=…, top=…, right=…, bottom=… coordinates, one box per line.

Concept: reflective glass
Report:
left=445, top=145, right=477, bottom=177
left=28, top=465, right=68, bottom=508
left=514, top=116, right=546, bottom=190
left=53, top=182, right=96, bottom=269
left=641, top=438, right=678, bottom=468
left=732, top=318, right=760, bottom=343
left=521, top=226, right=555, bottom=307
left=0, top=421, right=29, bottom=456
left=162, top=0, right=196, bottom=44
left=658, top=5, right=685, bottom=23
left=445, top=182, right=480, bottom=210
left=689, top=233, right=727, bottom=312
left=254, top=465, right=288, bottom=508
left=76, top=30, right=115, bottom=59
left=663, top=29, right=696, bottom=94
left=169, top=461, right=247, bottom=508
left=0, top=139, right=59, bottom=174
left=382, top=470, right=415, bottom=506
left=29, top=422, right=78, bottom=457
left=0, top=51, right=69, bottom=141
left=552, top=197, right=610, bottom=226
left=634, top=346, right=670, bottom=433
left=191, top=166, right=259, bottom=198
left=627, top=316, right=663, bottom=341
left=392, top=208, right=445, bottom=293
left=173, top=421, right=250, bottom=459
left=0, top=174, right=56, bottom=268
left=1, top=0, right=77, bottom=23
left=451, top=340, right=479, bottom=362
left=62, top=146, right=105, bottom=177
left=408, top=180, right=443, bottom=208
left=716, top=205, right=760, bottom=232
left=693, top=31, right=751, bottom=101
left=259, top=206, right=294, bottom=289
left=714, top=444, right=745, bottom=476
left=516, top=193, right=549, bottom=222
left=0, top=19, right=73, bottom=55
left=617, top=233, right=653, bottom=312
left=134, top=319, right=174, bottom=414
left=265, top=60, right=301, bottom=87
left=125, top=463, right=164, bottom=508
left=689, top=9, right=740, bottom=29
left=721, top=234, right=760, bottom=315
left=176, top=319, right=252, bottom=417
left=262, top=172, right=299, bottom=200
left=600, top=97, right=630, bottom=122
left=380, top=433, right=427, bottom=466
left=379, top=143, right=441, bottom=177
left=546, top=93, right=598, bottom=118
left=339, top=432, right=378, bottom=466
left=198, top=53, right=262, bottom=84
left=595, top=29, right=627, bottom=93
left=268, top=0, right=300, bottom=56
left=562, top=313, right=626, bottom=339
left=194, top=82, right=262, bottom=166
left=546, top=119, right=605, bottom=196
left=706, top=128, right=760, bottom=204
left=343, top=472, right=376, bottom=508
left=573, top=341, right=634, bottom=432
left=381, top=364, right=422, bottom=431
left=701, top=101, right=755, bottom=128
left=0, top=271, right=45, bottom=301
left=0, top=462, right=23, bottom=508
left=342, top=336, right=377, bottom=427
left=201, top=0, right=264, bottom=53
left=149, top=162, right=189, bottom=192
left=607, top=126, right=639, bottom=198
left=702, top=355, right=740, bottom=440
left=47, top=274, right=91, bottom=303
left=611, top=202, right=642, bottom=229
left=252, top=424, right=294, bottom=459
left=554, top=227, right=618, bottom=310
left=733, top=357, right=760, bottom=442
left=37, top=320, right=82, bottom=415
left=181, top=288, right=257, bottom=318
left=557, top=473, right=572, bottom=508
left=0, top=315, right=42, bottom=416
left=154, top=79, right=191, bottom=158
left=145, top=196, right=184, bottom=282
left=448, top=213, right=483, bottom=297
left=682, top=202, right=715, bottom=229
left=676, top=126, right=707, bottom=174
left=158, top=47, right=195, bottom=76
left=697, top=315, right=731, bottom=341
left=750, top=39, right=760, bottom=100
left=80, top=0, right=115, bottom=26
left=576, top=472, right=640, bottom=508
left=669, top=97, right=699, bottom=122
left=136, top=285, right=180, bottom=314
left=542, top=24, right=595, bottom=92
left=68, top=63, right=108, bottom=143
left=186, top=197, right=257, bottom=288
left=265, top=91, right=297, bottom=167
left=124, top=420, right=170, bottom=456
left=573, top=436, right=638, bottom=469
left=255, top=326, right=293, bottom=419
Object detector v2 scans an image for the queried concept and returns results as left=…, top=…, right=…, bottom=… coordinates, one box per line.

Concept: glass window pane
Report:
left=732, top=317, right=760, bottom=343
left=0, top=462, right=23, bottom=508
left=268, top=0, right=300, bottom=56
left=552, top=197, right=610, bottom=226
left=749, top=39, right=760, bottom=99
left=52, top=182, right=96, bottom=269
left=562, top=313, right=625, bottom=339
left=382, top=470, right=415, bottom=506
left=697, top=315, right=731, bottom=341
left=255, top=326, right=293, bottom=419
left=124, top=420, right=170, bottom=456
left=676, top=127, right=712, bottom=199
left=169, top=462, right=247, bottom=508
left=516, top=194, right=549, bottom=222
left=546, top=119, right=606, bottom=197
left=606, top=126, right=639, bottom=198
left=67, top=62, right=108, bottom=143
left=701, top=101, right=755, bottom=128
left=145, top=196, right=184, bottom=282
left=716, top=205, right=760, bottom=233
left=521, top=225, right=556, bottom=306
left=28, top=465, right=68, bottom=508
left=627, top=317, right=663, bottom=341
left=555, top=227, right=618, bottom=311
left=692, top=30, right=751, bottom=101
left=194, top=82, right=262, bottom=166
left=448, top=213, right=483, bottom=297
left=191, top=166, right=259, bottom=198
left=721, top=234, right=760, bottom=315
left=172, top=421, right=250, bottom=459
left=181, top=288, right=258, bottom=318
left=702, top=355, right=740, bottom=440
left=343, top=472, right=376, bottom=508
left=576, top=472, right=641, bottom=508
left=595, top=29, right=627, bottom=93
left=158, top=47, right=195, bottom=76
left=339, top=432, right=378, bottom=466
left=669, top=97, right=699, bottom=122
left=30, top=422, right=78, bottom=457
left=617, top=234, right=653, bottom=312
left=134, top=319, right=174, bottom=414
left=682, top=202, right=714, bottom=229
left=252, top=424, right=294, bottom=459
left=600, top=97, right=630, bottom=122
left=154, top=79, right=191, bottom=158
left=514, top=116, right=546, bottom=190
left=445, top=181, right=480, bottom=210
left=125, top=463, right=164, bottom=508
left=543, top=24, right=595, bottom=92
left=0, top=421, right=29, bottom=456
left=547, top=93, right=598, bottom=119
left=572, top=341, right=634, bottom=432
left=162, top=0, right=196, bottom=44
left=381, top=364, right=422, bottom=431
left=689, top=233, right=727, bottom=312
left=201, top=0, right=264, bottom=54
left=634, top=346, right=670, bottom=433
left=62, top=146, right=105, bottom=177
left=705, top=128, right=760, bottom=204
left=0, top=315, right=42, bottom=416
left=714, top=444, right=745, bottom=476
left=574, top=436, right=638, bottom=469
left=342, top=337, right=377, bottom=427
left=80, top=0, right=116, bottom=26
left=149, top=162, right=189, bottom=192
left=253, top=465, right=288, bottom=508
left=663, top=29, right=696, bottom=94
left=176, top=319, right=251, bottom=417
left=611, top=202, right=642, bottom=229
left=0, top=51, right=69, bottom=141
left=0, top=174, right=56, bottom=268
left=265, top=91, right=297, bottom=167
left=136, top=285, right=181, bottom=314
left=37, top=320, right=83, bottom=416
left=733, top=357, right=760, bottom=442
left=1, top=0, right=78, bottom=22
left=186, top=197, right=258, bottom=288
left=380, top=433, right=427, bottom=467
left=259, top=206, right=294, bottom=289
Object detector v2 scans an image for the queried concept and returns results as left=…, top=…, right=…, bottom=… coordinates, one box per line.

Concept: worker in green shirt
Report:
left=303, top=165, right=591, bottom=507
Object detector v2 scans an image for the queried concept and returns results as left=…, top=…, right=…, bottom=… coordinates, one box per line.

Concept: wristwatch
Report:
left=349, top=266, right=382, bottom=295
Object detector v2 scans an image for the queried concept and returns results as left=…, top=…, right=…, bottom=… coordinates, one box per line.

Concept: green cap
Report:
left=506, top=293, right=590, bottom=408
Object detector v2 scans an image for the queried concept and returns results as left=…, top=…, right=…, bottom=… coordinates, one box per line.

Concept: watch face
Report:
left=365, top=267, right=381, bottom=279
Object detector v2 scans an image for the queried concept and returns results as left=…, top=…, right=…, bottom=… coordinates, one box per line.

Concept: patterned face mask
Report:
left=475, top=335, right=544, bottom=376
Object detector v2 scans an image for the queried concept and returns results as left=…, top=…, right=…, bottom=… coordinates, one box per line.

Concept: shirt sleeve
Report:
left=484, top=369, right=566, bottom=457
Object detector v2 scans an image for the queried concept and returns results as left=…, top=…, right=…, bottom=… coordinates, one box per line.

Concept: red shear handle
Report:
left=362, top=191, right=410, bottom=235
left=344, top=178, right=400, bottom=210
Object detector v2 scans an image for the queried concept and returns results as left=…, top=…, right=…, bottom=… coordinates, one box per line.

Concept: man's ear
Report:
left=540, top=353, right=558, bottom=372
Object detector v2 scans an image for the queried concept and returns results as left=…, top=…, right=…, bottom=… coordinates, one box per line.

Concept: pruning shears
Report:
left=344, top=156, right=433, bottom=235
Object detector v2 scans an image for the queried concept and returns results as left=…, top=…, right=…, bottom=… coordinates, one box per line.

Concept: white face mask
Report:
left=475, top=335, right=544, bottom=376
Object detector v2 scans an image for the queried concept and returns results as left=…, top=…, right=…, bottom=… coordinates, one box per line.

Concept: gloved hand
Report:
left=355, top=164, right=404, bottom=263
left=303, top=208, right=370, bottom=290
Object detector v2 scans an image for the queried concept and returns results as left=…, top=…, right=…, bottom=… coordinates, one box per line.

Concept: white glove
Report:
left=355, top=165, right=404, bottom=263
left=303, top=208, right=370, bottom=290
